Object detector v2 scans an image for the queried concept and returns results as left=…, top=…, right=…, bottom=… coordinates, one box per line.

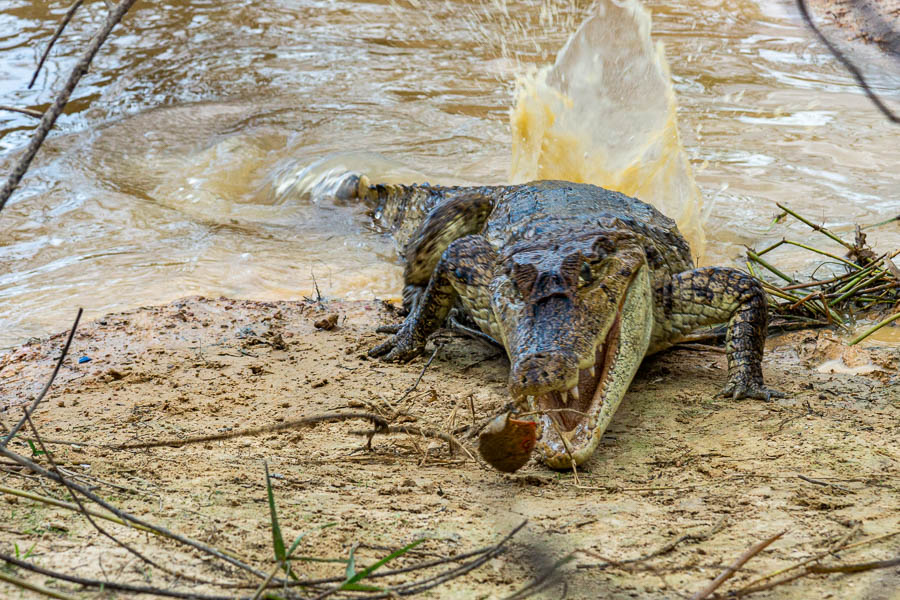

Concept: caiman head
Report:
left=485, top=224, right=655, bottom=470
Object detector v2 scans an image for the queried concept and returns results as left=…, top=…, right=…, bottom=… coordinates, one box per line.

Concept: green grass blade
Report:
left=285, top=532, right=307, bottom=560
left=341, top=582, right=383, bottom=592
left=264, top=462, right=286, bottom=563
left=342, top=538, right=425, bottom=589
left=343, top=542, right=359, bottom=583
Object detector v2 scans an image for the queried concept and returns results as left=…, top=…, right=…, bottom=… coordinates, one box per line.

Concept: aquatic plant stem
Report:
left=746, top=250, right=794, bottom=284
left=782, top=240, right=861, bottom=269
left=848, top=312, right=900, bottom=345
left=774, top=203, right=854, bottom=250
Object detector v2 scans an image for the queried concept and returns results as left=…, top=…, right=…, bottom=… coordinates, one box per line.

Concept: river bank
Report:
left=1, top=295, right=898, bottom=598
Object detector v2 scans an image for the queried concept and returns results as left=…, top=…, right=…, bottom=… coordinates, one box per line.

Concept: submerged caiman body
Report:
left=350, top=178, right=779, bottom=471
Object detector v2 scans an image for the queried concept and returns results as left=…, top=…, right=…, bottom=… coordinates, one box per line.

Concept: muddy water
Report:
left=1, top=0, right=898, bottom=348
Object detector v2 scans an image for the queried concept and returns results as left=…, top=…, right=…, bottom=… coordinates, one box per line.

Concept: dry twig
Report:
left=0, top=105, right=43, bottom=118
left=2, top=308, right=81, bottom=448
left=28, top=0, right=86, bottom=89
left=0, top=443, right=268, bottom=581
left=689, top=530, right=786, bottom=600
left=0, top=0, right=139, bottom=212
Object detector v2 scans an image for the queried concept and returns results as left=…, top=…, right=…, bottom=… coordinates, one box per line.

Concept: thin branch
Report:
left=0, top=484, right=154, bottom=533
left=323, top=521, right=528, bottom=599
left=115, top=411, right=389, bottom=449
left=797, top=473, right=852, bottom=493
left=2, top=308, right=82, bottom=448
left=0, top=0, right=139, bottom=213
left=0, top=105, right=43, bottom=118
left=809, top=556, right=900, bottom=574
left=237, top=523, right=530, bottom=590
left=0, top=569, right=78, bottom=600
left=0, top=444, right=269, bottom=582
left=689, top=530, right=786, bottom=600
left=0, top=552, right=255, bottom=600
left=397, top=342, right=443, bottom=402
left=349, top=424, right=481, bottom=464
left=28, top=0, right=86, bottom=89
left=502, top=552, right=576, bottom=600
left=736, top=530, right=898, bottom=595
left=25, top=413, right=232, bottom=588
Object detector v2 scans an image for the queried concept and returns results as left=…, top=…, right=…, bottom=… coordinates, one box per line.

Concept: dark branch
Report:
left=28, top=0, right=86, bottom=90
left=0, top=443, right=270, bottom=581
left=25, top=413, right=234, bottom=588
left=2, top=308, right=82, bottom=448
left=0, top=0, right=139, bottom=213
left=796, top=0, right=899, bottom=123
left=0, top=552, right=256, bottom=600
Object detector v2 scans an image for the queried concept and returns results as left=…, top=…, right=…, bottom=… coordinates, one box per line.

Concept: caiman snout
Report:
left=509, top=350, right=579, bottom=398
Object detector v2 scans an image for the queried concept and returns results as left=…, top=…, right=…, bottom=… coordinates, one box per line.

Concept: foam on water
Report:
left=510, top=0, right=706, bottom=260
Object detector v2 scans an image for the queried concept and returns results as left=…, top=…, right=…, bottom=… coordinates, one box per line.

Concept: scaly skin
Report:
left=353, top=178, right=781, bottom=470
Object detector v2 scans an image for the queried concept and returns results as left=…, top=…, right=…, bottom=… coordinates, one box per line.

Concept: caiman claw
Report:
left=368, top=321, right=425, bottom=362
left=720, top=378, right=785, bottom=401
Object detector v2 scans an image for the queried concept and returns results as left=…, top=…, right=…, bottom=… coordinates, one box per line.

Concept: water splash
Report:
left=510, top=0, right=706, bottom=260
left=271, top=152, right=427, bottom=206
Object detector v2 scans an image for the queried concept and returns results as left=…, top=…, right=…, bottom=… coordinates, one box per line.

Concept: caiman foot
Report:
left=368, top=321, right=425, bottom=362
left=720, top=378, right=785, bottom=401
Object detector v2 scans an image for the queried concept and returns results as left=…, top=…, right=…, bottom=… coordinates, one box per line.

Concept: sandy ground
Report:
left=1, top=295, right=898, bottom=599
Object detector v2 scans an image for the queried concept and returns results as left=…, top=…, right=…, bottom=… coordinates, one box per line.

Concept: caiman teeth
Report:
left=589, top=366, right=596, bottom=377
left=569, top=387, right=579, bottom=401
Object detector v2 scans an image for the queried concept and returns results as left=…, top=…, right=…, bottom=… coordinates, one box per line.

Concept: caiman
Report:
left=343, top=177, right=781, bottom=472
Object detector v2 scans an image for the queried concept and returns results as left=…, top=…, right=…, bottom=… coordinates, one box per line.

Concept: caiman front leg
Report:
left=653, top=267, right=784, bottom=400
left=370, top=235, right=496, bottom=362
left=397, top=192, right=493, bottom=315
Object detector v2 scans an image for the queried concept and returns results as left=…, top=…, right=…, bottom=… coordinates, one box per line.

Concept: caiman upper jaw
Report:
left=507, top=263, right=655, bottom=470
left=509, top=350, right=580, bottom=400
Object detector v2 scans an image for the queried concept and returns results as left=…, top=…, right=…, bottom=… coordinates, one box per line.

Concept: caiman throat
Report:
left=344, top=178, right=781, bottom=471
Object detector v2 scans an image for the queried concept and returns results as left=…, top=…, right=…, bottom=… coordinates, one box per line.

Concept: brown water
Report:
left=1, top=0, right=899, bottom=348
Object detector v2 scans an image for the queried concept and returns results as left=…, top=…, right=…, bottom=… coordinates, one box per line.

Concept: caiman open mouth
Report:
left=531, top=313, right=620, bottom=434
left=517, top=262, right=654, bottom=469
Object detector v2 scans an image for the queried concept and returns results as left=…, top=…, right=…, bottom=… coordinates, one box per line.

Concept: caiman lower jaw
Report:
left=528, top=264, right=655, bottom=470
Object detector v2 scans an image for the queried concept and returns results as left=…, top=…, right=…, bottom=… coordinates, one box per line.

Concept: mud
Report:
left=1, top=296, right=899, bottom=599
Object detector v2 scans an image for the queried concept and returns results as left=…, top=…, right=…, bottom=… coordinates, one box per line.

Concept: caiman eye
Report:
left=579, top=261, right=594, bottom=286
